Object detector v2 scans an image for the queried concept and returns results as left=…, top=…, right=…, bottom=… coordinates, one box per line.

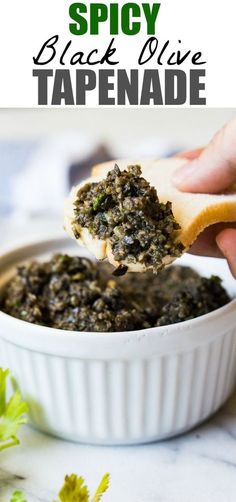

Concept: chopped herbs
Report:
left=92, top=192, right=108, bottom=211
left=72, top=164, right=184, bottom=272
left=0, top=254, right=230, bottom=332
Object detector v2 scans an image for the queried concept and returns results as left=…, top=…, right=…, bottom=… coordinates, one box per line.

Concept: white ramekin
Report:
left=0, top=237, right=235, bottom=445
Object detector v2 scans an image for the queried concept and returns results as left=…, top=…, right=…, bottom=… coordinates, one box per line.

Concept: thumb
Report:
left=216, top=228, right=236, bottom=278
left=173, top=118, right=236, bottom=193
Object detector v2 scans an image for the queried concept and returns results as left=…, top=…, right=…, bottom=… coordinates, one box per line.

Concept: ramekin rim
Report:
left=0, top=235, right=235, bottom=345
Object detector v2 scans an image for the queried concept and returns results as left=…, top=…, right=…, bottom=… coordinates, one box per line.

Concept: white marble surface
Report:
left=1, top=219, right=236, bottom=502
left=1, top=393, right=236, bottom=502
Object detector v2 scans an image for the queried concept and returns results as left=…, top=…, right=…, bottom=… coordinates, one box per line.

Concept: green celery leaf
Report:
left=92, top=473, right=110, bottom=502
left=0, top=368, right=9, bottom=415
left=56, top=474, right=90, bottom=502
left=10, top=490, right=28, bottom=502
left=0, top=368, right=28, bottom=451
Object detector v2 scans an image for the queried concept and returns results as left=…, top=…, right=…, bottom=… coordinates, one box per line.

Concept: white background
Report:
left=0, top=0, right=235, bottom=107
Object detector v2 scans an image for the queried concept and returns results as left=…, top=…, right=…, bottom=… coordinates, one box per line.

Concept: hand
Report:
left=173, top=117, right=236, bottom=278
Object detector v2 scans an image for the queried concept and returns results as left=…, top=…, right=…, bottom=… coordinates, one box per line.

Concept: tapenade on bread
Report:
left=64, top=157, right=236, bottom=274
left=0, top=254, right=230, bottom=332
left=72, top=164, right=184, bottom=274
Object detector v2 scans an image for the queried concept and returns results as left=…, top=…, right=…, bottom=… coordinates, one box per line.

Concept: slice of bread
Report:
left=64, top=158, right=236, bottom=271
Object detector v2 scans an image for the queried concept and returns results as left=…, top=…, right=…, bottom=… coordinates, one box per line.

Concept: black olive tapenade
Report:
left=72, top=164, right=184, bottom=273
left=156, top=275, right=230, bottom=326
left=0, top=254, right=230, bottom=332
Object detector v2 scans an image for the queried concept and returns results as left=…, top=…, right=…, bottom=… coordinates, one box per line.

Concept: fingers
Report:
left=187, top=222, right=236, bottom=258
left=173, top=119, right=236, bottom=278
left=173, top=118, right=236, bottom=193
left=188, top=225, right=225, bottom=258
left=187, top=224, right=236, bottom=280
left=175, top=147, right=204, bottom=160
left=216, top=228, right=236, bottom=278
